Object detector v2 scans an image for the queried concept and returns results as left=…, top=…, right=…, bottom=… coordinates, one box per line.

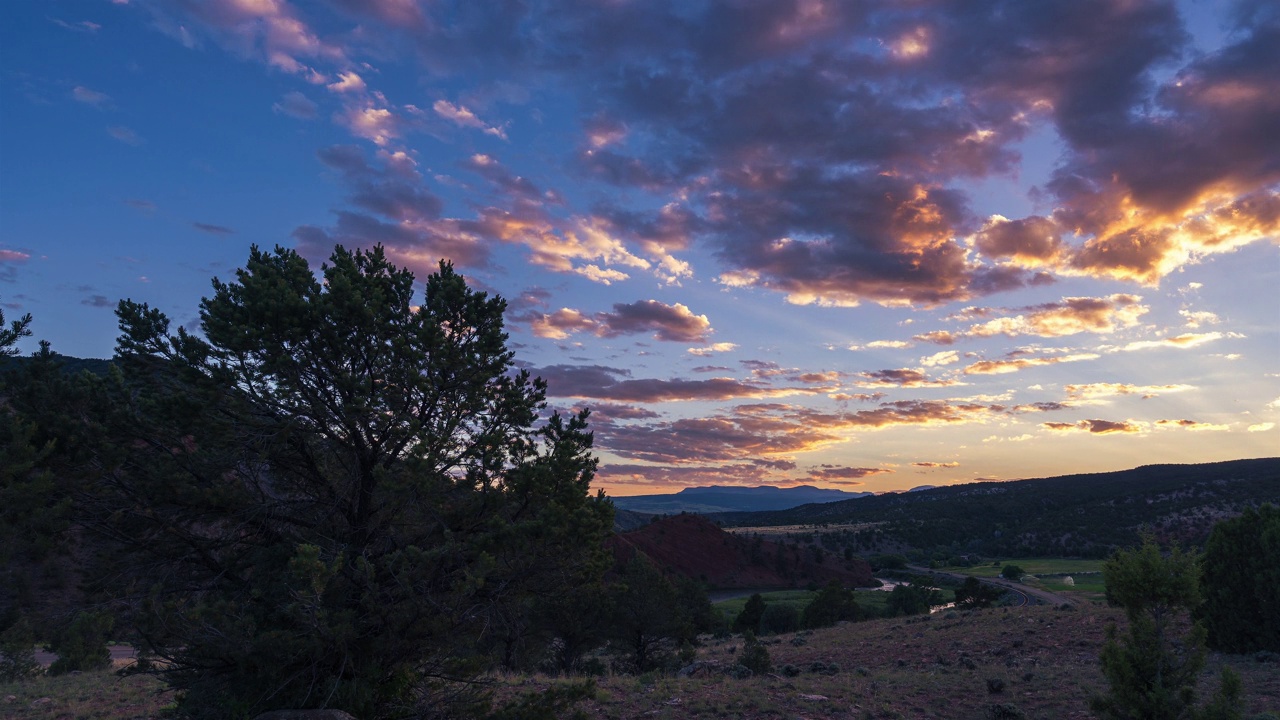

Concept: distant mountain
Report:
left=0, top=354, right=114, bottom=377
left=718, top=458, right=1280, bottom=558
left=607, top=513, right=875, bottom=590
left=611, top=484, right=872, bottom=514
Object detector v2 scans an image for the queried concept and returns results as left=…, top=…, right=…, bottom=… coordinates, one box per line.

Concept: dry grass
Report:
left=513, top=604, right=1280, bottom=720
left=7, top=607, right=1278, bottom=719
left=0, top=660, right=171, bottom=720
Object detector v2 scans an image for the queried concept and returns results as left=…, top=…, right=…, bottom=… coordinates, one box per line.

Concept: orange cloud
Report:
left=963, top=352, right=1099, bottom=375
left=1064, top=382, right=1196, bottom=401
left=1042, top=419, right=1144, bottom=434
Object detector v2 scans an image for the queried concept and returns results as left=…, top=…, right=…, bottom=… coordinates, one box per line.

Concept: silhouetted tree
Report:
left=1200, top=505, right=1280, bottom=653
left=78, top=246, right=612, bottom=718
left=734, top=593, right=766, bottom=634
left=954, top=576, right=1003, bottom=609
left=803, top=581, right=861, bottom=628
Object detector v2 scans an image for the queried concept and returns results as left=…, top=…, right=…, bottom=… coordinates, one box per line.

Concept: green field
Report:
left=940, top=558, right=1107, bottom=600
left=941, top=558, right=1105, bottom=578
left=715, top=589, right=815, bottom=620
left=714, top=584, right=952, bottom=625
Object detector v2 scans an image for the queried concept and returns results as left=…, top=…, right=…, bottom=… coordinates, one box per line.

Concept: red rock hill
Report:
left=607, top=513, right=874, bottom=589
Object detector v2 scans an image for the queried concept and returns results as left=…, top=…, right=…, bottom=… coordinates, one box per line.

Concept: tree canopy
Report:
left=1200, top=504, right=1280, bottom=653
left=74, top=245, right=612, bottom=718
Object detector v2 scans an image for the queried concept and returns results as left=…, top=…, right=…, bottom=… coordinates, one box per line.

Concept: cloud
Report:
left=107, top=126, right=143, bottom=145
left=327, top=71, right=366, bottom=94
left=855, top=368, right=964, bottom=388
left=273, top=91, right=318, bottom=119
left=1248, top=422, right=1275, bottom=433
left=124, top=199, right=157, bottom=213
left=531, top=300, right=712, bottom=343
left=139, top=0, right=348, bottom=78
left=1064, top=382, right=1196, bottom=402
left=52, top=18, right=102, bottom=33
left=849, top=339, right=911, bottom=350
left=532, top=364, right=822, bottom=403
left=80, top=294, right=113, bottom=308
left=72, top=86, right=110, bottom=107
left=916, top=295, right=1147, bottom=345
left=338, top=104, right=402, bottom=146
left=433, top=100, right=507, bottom=140
left=912, top=461, right=960, bottom=468
left=1117, top=332, right=1240, bottom=352
left=1180, top=309, right=1220, bottom=328
left=0, top=249, right=32, bottom=282
left=193, top=222, right=235, bottom=236
left=920, top=350, right=959, bottom=367
left=688, top=342, right=738, bottom=356
left=139, top=0, right=1280, bottom=309
left=1042, top=419, right=1144, bottom=435
left=1155, top=419, right=1230, bottom=431
left=963, top=352, right=1100, bottom=375
left=597, top=300, right=710, bottom=342
left=807, top=465, right=891, bottom=482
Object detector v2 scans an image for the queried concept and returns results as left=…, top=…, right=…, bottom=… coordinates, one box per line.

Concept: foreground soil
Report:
left=513, top=604, right=1280, bottom=720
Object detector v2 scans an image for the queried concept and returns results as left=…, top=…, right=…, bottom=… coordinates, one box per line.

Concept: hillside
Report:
left=607, top=513, right=874, bottom=589
left=611, top=484, right=871, bottom=514
left=718, top=458, right=1280, bottom=557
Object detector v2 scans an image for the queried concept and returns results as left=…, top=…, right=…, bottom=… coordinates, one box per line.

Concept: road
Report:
left=906, top=565, right=1075, bottom=607
left=33, top=645, right=136, bottom=667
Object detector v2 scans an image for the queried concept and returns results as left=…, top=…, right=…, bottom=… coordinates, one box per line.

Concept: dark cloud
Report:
left=808, top=465, right=890, bottom=482
left=193, top=222, right=235, bottom=236
left=531, top=363, right=820, bottom=403
left=530, top=300, right=712, bottom=342
left=1043, top=418, right=1142, bottom=434
left=856, top=368, right=961, bottom=388
left=81, top=294, right=113, bottom=308
left=595, top=300, right=710, bottom=342
left=151, top=0, right=1280, bottom=303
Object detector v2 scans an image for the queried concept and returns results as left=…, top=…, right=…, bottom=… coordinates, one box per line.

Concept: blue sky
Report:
left=2, top=0, right=1278, bottom=496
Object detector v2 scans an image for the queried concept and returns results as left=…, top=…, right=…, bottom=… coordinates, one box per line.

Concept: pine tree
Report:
left=1200, top=505, right=1280, bottom=653
left=83, top=245, right=612, bottom=718
left=1091, top=534, right=1242, bottom=720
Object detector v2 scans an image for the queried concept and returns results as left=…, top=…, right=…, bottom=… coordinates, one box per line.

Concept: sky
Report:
left=2, top=0, right=1278, bottom=497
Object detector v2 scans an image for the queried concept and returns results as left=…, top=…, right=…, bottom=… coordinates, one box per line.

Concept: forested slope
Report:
left=718, top=458, right=1280, bottom=557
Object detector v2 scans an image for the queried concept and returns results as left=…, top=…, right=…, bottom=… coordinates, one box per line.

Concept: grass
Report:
left=714, top=585, right=955, bottom=627
left=11, top=604, right=1278, bottom=718
left=714, top=589, right=815, bottom=621
left=0, top=661, right=171, bottom=719
left=940, top=558, right=1109, bottom=602
left=945, top=558, right=1106, bottom=578
left=552, top=605, right=1280, bottom=720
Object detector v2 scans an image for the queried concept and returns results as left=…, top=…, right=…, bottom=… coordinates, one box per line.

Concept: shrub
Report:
left=47, top=610, right=112, bottom=676
left=1201, top=505, right=1280, bottom=653
left=739, top=632, right=771, bottom=675
left=1000, top=565, right=1024, bottom=581
left=733, top=594, right=766, bottom=634
left=0, top=616, right=41, bottom=681
left=759, top=603, right=801, bottom=635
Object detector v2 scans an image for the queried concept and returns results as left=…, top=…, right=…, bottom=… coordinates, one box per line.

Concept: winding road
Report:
left=906, top=565, right=1075, bottom=607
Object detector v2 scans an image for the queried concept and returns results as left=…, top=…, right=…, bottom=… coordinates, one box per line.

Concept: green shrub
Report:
left=739, top=632, right=771, bottom=675
left=0, top=616, right=42, bottom=681
left=759, top=603, right=800, bottom=635
left=47, top=610, right=112, bottom=676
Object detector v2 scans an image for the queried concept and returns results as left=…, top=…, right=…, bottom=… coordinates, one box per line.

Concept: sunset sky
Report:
left=2, top=0, right=1277, bottom=496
